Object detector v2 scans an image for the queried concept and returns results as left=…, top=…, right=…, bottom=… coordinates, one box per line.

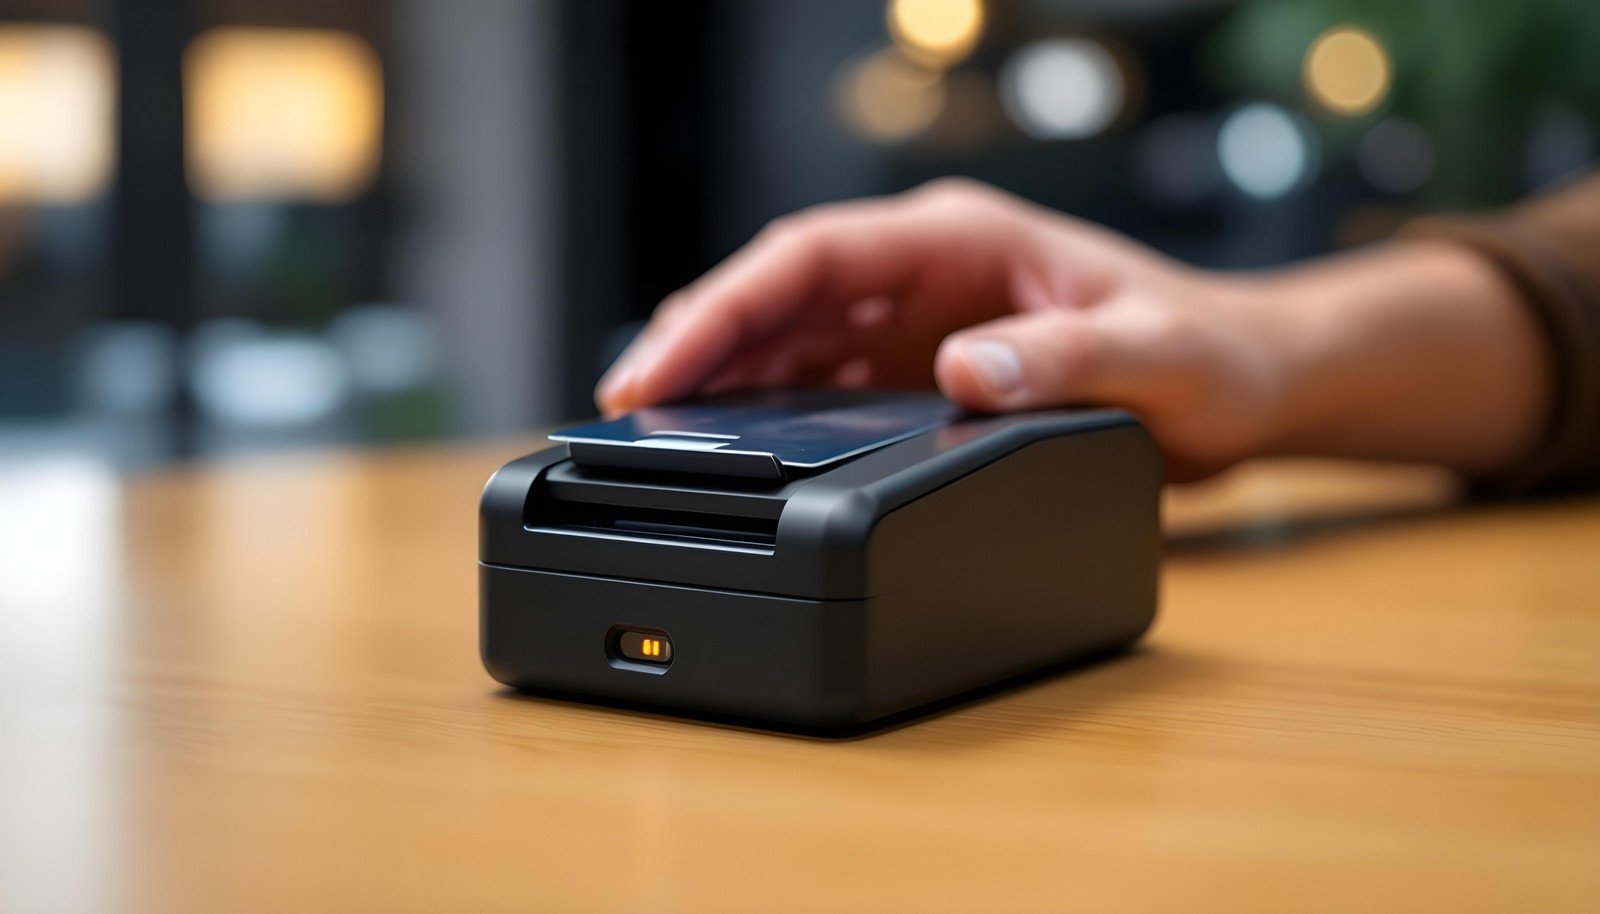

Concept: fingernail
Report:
left=961, top=340, right=1023, bottom=393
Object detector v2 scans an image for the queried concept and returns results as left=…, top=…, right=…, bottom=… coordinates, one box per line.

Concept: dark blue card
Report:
left=550, top=390, right=959, bottom=469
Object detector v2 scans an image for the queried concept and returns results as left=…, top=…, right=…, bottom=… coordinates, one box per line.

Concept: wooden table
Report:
left=1, top=444, right=1596, bottom=913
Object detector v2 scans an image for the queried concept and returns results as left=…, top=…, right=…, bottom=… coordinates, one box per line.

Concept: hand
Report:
left=597, top=179, right=1551, bottom=482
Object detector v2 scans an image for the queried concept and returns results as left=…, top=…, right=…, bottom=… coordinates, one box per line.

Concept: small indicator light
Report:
left=618, top=630, right=673, bottom=664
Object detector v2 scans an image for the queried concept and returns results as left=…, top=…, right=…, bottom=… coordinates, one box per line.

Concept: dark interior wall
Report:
left=550, top=0, right=890, bottom=418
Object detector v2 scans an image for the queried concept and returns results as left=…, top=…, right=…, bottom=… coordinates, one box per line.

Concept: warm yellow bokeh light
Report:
left=888, top=0, right=984, bottom=66
left=1304, top=26, right=1391, bottom=117
left=185, top=27, right=383, bottom=203
left=0, top=26, right=114, bottom=204
left=836, top=49, right=946, bottom=143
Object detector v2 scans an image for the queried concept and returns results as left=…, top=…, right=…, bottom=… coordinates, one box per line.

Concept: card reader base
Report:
left=480, top=409, right=1162, bottom=731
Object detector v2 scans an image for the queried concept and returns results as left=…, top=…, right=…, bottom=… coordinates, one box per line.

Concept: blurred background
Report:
left=0, top=0, right=1595, bottom=470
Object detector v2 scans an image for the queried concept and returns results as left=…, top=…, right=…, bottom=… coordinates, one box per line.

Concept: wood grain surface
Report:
left=1, top=443, right=1595, bottom=913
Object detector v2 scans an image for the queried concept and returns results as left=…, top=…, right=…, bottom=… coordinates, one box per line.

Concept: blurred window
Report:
left=0, top=25, right=113, bottom=205
left=184, top=27, right=382, bottom=203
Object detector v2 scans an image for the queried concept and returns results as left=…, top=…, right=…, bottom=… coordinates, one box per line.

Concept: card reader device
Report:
left=480, top=391, right=1161, bottom=730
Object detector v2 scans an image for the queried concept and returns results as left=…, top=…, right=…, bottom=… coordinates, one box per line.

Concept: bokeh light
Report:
left=1357, top=118, right=1435, bottom=194
left=836, top=48, right=946, bottom=143
left=190, top=321, right=350, bottom=427
left=185, top=27, right=383, bottom=203
left=331, top=305, right=439, bottom=395
left=1217, top=103, right=1319, bottom=199
left=1304, top=26, right=1390, bottom=117
left=887, top=0, right=984, bottom=67
left=0, top=25, right=113, bottom=204
left=79, top=323, right=179, bottom=415
left=1000, top=38, right=1124, bottom=141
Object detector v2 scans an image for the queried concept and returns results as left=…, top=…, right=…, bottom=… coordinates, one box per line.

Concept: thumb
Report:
left=933, top=303, right=1194, bottom=414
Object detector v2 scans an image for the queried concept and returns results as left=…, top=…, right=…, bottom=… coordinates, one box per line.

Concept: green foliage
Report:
left=1209, top=0, right=1600, bottom=204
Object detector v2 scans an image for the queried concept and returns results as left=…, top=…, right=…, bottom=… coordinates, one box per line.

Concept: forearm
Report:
left=1258, top=240, right=1554, bottom=477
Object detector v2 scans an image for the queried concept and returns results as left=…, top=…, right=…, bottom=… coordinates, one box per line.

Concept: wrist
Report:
left=1247, top=240, right=1553, bottom=475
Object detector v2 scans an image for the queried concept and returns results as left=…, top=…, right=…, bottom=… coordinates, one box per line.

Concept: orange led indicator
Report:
left=617, top=630, right=673, bottom=664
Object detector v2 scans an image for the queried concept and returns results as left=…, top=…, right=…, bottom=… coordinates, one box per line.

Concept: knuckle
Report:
left=655, top=291, right=692, bottom=322
left=756, top=213, right=803, bottom=241
left=757, top=208, right=835, bottom=249
left=911, top=176, right=1001, bottom=210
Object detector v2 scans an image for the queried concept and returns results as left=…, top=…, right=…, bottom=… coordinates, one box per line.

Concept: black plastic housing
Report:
left=480, top=409, right=1161, bottom=729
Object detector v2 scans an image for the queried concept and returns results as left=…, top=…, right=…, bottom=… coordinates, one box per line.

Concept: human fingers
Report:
left=596, top=180, right=1044, bottom=414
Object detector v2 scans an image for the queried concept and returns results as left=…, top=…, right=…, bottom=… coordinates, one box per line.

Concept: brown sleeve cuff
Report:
left=1402, top=180, right=1600, bottom=495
